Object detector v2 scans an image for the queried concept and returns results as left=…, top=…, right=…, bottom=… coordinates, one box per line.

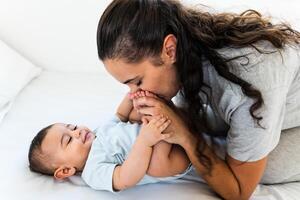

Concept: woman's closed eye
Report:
left=136, top=80, right=142, bottom=86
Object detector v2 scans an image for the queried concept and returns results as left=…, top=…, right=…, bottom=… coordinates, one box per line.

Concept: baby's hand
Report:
left=138, top=115, right=172, bottom=147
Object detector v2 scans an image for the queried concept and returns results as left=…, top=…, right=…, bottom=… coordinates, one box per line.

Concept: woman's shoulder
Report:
left=213, top=40, right=300, bottom=91
left=201, top=41, right=300, bottom=124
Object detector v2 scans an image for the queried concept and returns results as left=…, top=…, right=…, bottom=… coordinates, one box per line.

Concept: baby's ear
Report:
left=54, top=166, right=76, bottom=180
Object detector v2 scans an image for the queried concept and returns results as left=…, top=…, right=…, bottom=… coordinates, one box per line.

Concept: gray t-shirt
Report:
left=194, top=41, right=300, bottom=162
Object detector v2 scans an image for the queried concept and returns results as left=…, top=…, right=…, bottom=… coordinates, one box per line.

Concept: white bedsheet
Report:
left=0, top=70, right=299, bottom=200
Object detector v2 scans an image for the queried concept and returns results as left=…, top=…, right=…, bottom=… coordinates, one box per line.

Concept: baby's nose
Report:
left=73, top=129, right=87, bottom=138
left=73, top=129, right=81, bottom=138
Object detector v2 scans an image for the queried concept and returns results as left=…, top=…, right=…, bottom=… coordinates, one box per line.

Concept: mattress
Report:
left=1, top=70, right=299, bottom=200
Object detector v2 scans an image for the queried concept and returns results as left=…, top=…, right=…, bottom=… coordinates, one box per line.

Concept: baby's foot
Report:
left=131, top=91, right=141, bottom=99
left=132, top=91, right=143, bottom=109
left=144, top=91, right=157, bottom=98
left=136, top=90, right=145, bottom=98
left=134, top=90, right=157, bottom=99
left=128, top=92, right=135, bottom=100
left=132, top=90, right=157, bottom=109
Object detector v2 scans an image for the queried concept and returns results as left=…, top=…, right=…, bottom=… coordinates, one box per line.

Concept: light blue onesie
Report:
left=81, top=115, right=192, bottom=192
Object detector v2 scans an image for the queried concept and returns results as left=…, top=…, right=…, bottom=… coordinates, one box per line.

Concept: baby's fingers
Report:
left=149, top=115, right=163, bottom=125
left=153, top=115, right=168, bottom=126
left=160, top=132, right=172, bottom=140
left=158, top=119, right=171, bottom=132
left=142, top=117, right=148, bottom=125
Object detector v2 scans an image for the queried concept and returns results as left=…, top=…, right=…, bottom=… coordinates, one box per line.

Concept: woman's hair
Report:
left=97, top=0, right=300, bottom=172
left=28, top=124, right=55, bottom=176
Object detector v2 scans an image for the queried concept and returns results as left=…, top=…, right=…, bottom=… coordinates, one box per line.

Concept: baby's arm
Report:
left=147, top=141, right=190, bottom=177
left=112, top=115, right=171, bottom=191
left=116, top=93, right=135, bottom=122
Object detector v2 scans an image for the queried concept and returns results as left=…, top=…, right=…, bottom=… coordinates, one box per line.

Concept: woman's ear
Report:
left=54, top=166, right=76, bottom=180
left=161, top=34, right=177, bottom=64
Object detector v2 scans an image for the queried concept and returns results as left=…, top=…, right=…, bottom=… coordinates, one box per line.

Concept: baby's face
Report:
left=41, top=123, right=96, bottom=171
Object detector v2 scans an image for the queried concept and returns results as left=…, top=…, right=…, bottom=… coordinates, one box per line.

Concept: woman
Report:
left=97, top=0, right=300, bottom=199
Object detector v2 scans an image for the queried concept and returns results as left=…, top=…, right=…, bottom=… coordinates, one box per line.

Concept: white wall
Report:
left=185, top=0, right=300, bottom=29
left=0, top=0, right=299, bottom=72
left=0, top=0, right=111, bottom=72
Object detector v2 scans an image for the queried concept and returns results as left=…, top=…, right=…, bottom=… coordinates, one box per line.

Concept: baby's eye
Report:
left=73, top=125, right=77, bottom=130
left=68, top=136, right=72, bottom=145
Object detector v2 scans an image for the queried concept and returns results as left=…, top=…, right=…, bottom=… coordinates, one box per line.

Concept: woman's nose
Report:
left=129, top=86, right=142, bottom=94
left=129, top=85, right=140, bottom=93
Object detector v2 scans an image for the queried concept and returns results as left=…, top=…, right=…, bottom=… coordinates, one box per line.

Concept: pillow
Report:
left=0, top=39, right=42, bottom=123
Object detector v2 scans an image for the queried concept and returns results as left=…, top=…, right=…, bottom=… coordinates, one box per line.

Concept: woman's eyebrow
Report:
left=123, top=76, right=139, bottom=84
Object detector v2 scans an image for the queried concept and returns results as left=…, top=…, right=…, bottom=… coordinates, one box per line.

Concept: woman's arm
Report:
left=182, top=135, right=267, bottom=200
left=134, top=96, right=267, bottom=200
left=112, top=115, right=172, bottom=191
left=147, top=141, right=190, bottom=177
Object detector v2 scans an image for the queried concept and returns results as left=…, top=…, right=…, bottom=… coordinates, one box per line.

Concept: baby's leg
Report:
left=147, top=141, right=190, bottom=177
left=260, top=126, right=300, bottom=184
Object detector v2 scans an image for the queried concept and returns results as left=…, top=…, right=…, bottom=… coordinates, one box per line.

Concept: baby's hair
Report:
left=28, top=124, right=55, bottom=176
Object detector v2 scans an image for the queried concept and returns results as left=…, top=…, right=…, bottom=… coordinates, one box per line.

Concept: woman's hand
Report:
left=133, top=94, right=192, bottom=146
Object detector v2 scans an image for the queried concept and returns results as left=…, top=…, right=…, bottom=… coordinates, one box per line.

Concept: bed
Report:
left=0, top=0, right=299, bottom=199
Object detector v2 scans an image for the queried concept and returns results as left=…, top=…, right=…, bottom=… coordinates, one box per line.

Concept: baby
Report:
left=28, top=91, right=192, bottom=192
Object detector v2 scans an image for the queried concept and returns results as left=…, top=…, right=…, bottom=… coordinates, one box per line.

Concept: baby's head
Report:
left=28, top=123, right=95, bottom=180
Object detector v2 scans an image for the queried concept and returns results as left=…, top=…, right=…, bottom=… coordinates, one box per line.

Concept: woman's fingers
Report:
left=137, top=106, right=159, bottom=116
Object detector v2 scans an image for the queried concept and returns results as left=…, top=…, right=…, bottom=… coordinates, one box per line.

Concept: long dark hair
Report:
left=97, top=0, right=300, bottom=172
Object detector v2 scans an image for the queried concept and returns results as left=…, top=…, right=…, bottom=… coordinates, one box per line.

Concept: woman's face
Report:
left=103, top=58, right=180, bottom=101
